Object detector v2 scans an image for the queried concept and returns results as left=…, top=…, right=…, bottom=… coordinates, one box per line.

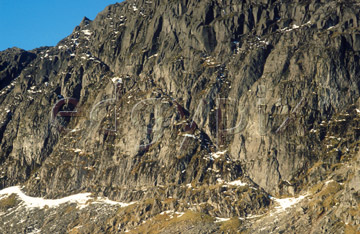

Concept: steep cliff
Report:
left=0, top=0, right=359, bottom=233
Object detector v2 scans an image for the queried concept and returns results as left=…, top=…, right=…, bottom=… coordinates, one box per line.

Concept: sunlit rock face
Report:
left=0, top=0, right=360, bottom=233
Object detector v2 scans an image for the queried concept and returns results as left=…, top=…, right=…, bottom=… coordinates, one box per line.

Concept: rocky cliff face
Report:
left=0, top=0, right=360, bottom=233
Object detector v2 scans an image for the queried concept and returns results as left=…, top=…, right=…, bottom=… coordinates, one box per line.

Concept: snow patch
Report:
left=324, top=180, right=334, bottom=185
left=227, top=180, right=247, bottom=187
left=270, top=194, right=307, bottom=212
left=148, top=53, right=158, bottom=59
left=70, top=128, right=81, bottom=133
left=82, top=30, right=92, bottom=36
left=159, top=210, right=185, bottom=219
left=111, top=77, right=123, bottom=84
left=209, top=150, right=227, bottom=160
left=183, top=134, right=196, bottom=139
left=175, top=211, right=184, bottom=217
left=93, top=197, right=135, bottom=207
left=28, top=228, right=41, bottom=234
left=0, top=186, right=91, bottom=209
left=215, top=217, right=230, bottom=222
left=0, top=186, right=135, bottom=210
left=160, top=210, right=174, bottom=215
left=216, top=178, right=224, bottom=183
left=280, top=21, right=311, bottom=32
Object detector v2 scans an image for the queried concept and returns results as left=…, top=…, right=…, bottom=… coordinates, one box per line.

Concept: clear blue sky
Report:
left=0, top=0, right=122, bottom=51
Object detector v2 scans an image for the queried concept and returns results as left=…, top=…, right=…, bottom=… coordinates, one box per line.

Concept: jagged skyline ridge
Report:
left=0, top=0, right=121, bottom=51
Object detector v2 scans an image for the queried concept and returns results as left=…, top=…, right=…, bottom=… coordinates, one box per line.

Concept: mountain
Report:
left=0, top=0, right=360, bottom=233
